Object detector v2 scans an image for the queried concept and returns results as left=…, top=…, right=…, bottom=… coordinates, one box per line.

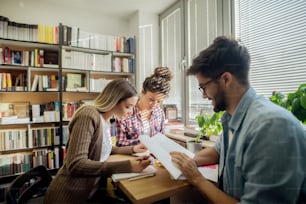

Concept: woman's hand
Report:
left=130, top=155, right=151, bottom=172
left=133, top=143, right=148, bottom=153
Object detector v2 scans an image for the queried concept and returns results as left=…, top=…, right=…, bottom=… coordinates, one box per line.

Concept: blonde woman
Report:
left=116, top=67, right=173, bottom=146
left=44, top=79, right=150, bottom=204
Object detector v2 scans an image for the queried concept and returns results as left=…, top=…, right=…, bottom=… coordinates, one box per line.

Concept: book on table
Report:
left=111, top=165, right=156, bottom=182
left=139, top=133, right=218, bottom=182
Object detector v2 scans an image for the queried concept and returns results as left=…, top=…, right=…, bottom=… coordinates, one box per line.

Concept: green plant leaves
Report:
left=195, top=111, right=223, bottom=140
left=300, top=94, right=306, bottom=109
left=270, top=84, right=306, bottom=124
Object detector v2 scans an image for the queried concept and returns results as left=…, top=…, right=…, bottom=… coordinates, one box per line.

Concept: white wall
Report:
left=0, top=0, right=130, bottom=36
left=135, top=11, right=160, bottom=92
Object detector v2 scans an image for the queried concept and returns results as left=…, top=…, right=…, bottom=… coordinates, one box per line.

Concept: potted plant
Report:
left=270, top=83, right=306, bottom=125
left=187, top=111, right=223, bottom=153
left=195, top=111, right=223, bottom=140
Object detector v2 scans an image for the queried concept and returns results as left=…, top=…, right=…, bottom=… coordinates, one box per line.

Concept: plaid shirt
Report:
left=115, top=105, right=165, bottom=146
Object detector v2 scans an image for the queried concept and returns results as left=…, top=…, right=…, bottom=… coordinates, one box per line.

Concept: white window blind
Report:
left=160, top=4, right=183, bottom=119
left=234, top=0, right=306, bottom=97
left=187, top=0, right=220, bottom=121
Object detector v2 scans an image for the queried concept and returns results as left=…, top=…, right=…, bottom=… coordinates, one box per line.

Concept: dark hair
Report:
left=143, top=67, right=173, bottom=96
left=187, top=36, right=250, bottom=86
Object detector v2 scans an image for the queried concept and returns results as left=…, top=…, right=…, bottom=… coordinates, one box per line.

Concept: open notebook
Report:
left=111, top=165, right=156, bottom=182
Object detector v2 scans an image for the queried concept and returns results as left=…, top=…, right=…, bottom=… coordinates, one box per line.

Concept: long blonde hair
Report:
left=75, top=79, right=137, bottom=114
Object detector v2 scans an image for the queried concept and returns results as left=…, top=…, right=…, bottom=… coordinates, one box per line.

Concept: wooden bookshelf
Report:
left=0, top=20, right=136, bottom=185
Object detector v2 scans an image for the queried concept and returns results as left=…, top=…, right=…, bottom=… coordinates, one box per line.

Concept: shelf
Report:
left=0, top=38, right=58, bottom=50
left=90, top=71, right=134, bottom=76
left=0, top=64, right=30, bottom=70
left=62, top=45, right=111, bottom=55
left=113, top=52, right=135, bottom=57
left=0, top=23, right=136, bottom=181
left=0, top=146, right=56, bottom=155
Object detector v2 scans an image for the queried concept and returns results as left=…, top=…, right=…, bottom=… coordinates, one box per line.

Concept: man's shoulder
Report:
left=249, top=96, right=291, bottom=119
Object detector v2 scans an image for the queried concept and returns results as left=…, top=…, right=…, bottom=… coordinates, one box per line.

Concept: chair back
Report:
left=6, top=165, right=52, bottom=204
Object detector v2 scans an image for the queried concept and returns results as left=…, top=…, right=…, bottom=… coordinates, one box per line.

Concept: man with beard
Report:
left=170, top=36, right=306, bottom=203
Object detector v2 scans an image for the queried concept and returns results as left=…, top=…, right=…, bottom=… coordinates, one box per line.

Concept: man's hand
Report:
left=170, top=151, right=204, bottom=186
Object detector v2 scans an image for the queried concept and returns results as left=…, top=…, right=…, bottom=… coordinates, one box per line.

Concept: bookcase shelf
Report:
left=0, top=38, right=58, bottom=49
left=0, top=21, right=136, bottom=184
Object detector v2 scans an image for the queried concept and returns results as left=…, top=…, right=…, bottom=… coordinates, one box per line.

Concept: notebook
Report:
left=111, top=165, right=156, bottom=182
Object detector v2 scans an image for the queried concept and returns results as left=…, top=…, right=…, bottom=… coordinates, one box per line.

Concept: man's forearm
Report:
left=192, top=176, right=238, bottom=204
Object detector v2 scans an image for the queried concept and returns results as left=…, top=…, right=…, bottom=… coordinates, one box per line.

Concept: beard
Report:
left=213, top=86, right=226, bottom=112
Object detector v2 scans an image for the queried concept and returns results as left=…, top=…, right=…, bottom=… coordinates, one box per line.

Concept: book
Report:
left=66, top=73, right=82, bottom=90
left=13, top=102, right=30, bottom=118
left=139, top=133, right=218, bottom=182
left=43, top=50, right=58, bottom=66
left=11, top=50, right=22, bottom=64
left=0, top=116, right=30, bottom=124
left=31, top=75, right=39, bottom=91
left=111, top=165, right=156, bottom=182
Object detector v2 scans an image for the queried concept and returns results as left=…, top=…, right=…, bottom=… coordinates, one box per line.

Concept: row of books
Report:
left=62, top=49, right=112, bottom=71
left=112, top=57, right=135, bottom=73
left=62, top=102, right=80, bottom=121
left=0, top=147, right=63, bottom=177
left=0, top=16, right=58, bottom=44
left=62, top=25, right=135, bottom=53
left=0, top=72, right=27, bottom=92
left=2, top=72, right=85, bottom=93
left=90, top=78, right=112, bottom=93
left=0, top=71, right=128, bottom=93
left=0, top=47, right=59, bottom=67
left=31, top=74, right=58, bottom=92
left=0, top=101, right=60, bottom=124
left=0, top=98, right=126, bottom=125
left=0, top=127, right=60, bottom=151
left=0, top=102, right=29, bottom=119
left=31, top=102, right=60, bottom=123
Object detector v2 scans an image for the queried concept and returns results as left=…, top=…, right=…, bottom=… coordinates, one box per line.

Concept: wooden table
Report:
left=165, top=132, right=216, bottom=148
left=108, top=155, right=191, bottom=204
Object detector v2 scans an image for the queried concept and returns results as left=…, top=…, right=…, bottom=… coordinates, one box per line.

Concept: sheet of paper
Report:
left=140, top=133, right=218, bottom=182
left=140, top=133, right=194, bottom=179
left=177, top=165, right=218, bottom=183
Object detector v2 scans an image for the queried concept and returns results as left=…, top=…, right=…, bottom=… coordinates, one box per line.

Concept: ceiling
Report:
left=44, top=0, right=177, bottom=19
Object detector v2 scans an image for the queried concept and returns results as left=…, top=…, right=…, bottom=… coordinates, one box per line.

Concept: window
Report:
left=160, top=0, right=184, bottom=120
left=234, top=0, right=306, bottom=97
left=186, top=0, right=220, bottom=122
left=160, top=0, right=231, bottom=124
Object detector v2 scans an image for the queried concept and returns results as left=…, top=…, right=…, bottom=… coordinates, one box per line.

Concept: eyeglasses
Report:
left=198, top=75, right=222, bottom=95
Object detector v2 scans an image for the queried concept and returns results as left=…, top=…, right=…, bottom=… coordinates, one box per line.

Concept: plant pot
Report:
left=201, top=135, right=209, bottom=140
left=187, top=140, right=202, bottom=153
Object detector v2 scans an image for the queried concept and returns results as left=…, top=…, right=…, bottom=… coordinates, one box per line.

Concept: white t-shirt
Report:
left=142, top=118, right=151, bottom=136
left=89, top=115, right=113, bottom=198
left=100, top=115, right=112, bottom=162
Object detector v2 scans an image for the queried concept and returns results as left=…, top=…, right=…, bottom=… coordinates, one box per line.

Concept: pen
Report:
left=128, top=173, right=155, bottom=181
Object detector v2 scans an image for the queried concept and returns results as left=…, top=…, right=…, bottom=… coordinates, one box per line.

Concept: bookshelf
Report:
left=0, top=36, right=62, bottom=190
left=0, top=18, right=136, bottom=188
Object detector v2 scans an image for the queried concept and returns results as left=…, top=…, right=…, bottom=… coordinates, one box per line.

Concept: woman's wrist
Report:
left=132, top=146, right=136, bottom=153
left=193, top=158, right=198, bottom=166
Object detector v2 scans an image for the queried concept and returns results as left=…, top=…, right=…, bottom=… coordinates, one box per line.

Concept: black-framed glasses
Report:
left=198, top=74, right=222, bottom=95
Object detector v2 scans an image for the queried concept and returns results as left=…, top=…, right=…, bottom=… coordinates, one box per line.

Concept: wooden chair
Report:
left=6, top=165, right=53, bottom=204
